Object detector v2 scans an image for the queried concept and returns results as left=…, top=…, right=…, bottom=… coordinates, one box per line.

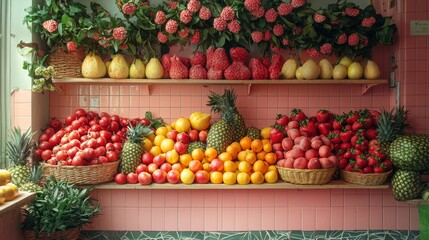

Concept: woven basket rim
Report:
left=276, top=165, right=336, bottom=172
left=42, top=161, right=118, bottom=168
left=340, top=169, right=392, bottom=176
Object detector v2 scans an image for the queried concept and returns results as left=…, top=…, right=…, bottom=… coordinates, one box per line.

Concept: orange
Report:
left=268, top=165, right=278, bottom=172
left=223, top=160, right=237, bottom=172
left=260, top=127, right=272, bottom=139
left=188, top=160, right=203, bottom=173
left=238, top=161, right=252, bottom=173
left=153, top=135, right=166, bottom=146
left=143, top=138, right=153, bottom=152
left=236, top=172, right=251, bottom=185
left=223, top=171, right=237, bottom=185
left=245, top=151, right=257, bottom=165
left=160, top=138, right=175, bottom=153
left=0, top=185, right=15, bottom=201
left=203, top=162, right=211, bottom=172
left=256, top=151, right=267, bottom=160
left=237, top=150, right=247, bottom=162
left=263, top=142, right=273, bottom=153
left=191, top=148, right=205, bottom=161
left=251, top=139, right=263, bottom=153
left=225, top=145, right=238, bottom=160
left=149, top=146, right=162, bottom=156
left=179, top=154, right=192, bottom=167
left=261, top=138, right=271, bottom=146
left=204, top=147, right=218, bottom=162
left=253, top=160, right=268, bottom=174
left=250, top=172, right=265, bottom=184
left=230, top=142, right=241, bottom=152
left=264, top=170, right=279, bottom=183
left=155, top=126, right=169, bottom=136
left=210, top=171, right=223, bottom=184
left=218, top=152, right=233, bottom=162
left=165, top=150, right=179, bottom=164
left=264, top=152, right=278, bottom=165
left=239, top=136, right=252, bottom=150
left=147, top=133, right=156, bottom=142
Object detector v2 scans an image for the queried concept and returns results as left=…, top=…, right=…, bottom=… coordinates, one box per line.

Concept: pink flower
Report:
left=157, top=32, right=168, bottom=43
left=362, top=17, right=376, bottom=27
left=291, top=0, right=306, bottom=8
left=227, top=20, right=241, bottom=33
left=273, top=24, right=284, bottom=36
left=263, top=30, right=271, bottom=41
left=180, top=9, right=193, bottom=24
left=178, top=28, right=190, bottom=38
left=331, top=20, right=340, bottom=25
left=168, top=1, right=179, bottom=9
left=42, top=20, right=58, bottom=33
left=187, top=0, right=201, bottom=13
left=199, top=7, right=212, bottom=20
left=213, top=17, right=227, bottom=31
left=277, top=3, right=293, bottom=16
left=361, top=37, right=369, bottom=46
left=244, top=0, right=261, bottom=12
left=251, top=6, right=265, bottom=18
left=155, top=11, right=167, bottom=25
left=294, top=26, right=302, bottom=36
left=265, top=8, right=278, bottom=23
left=348, top=33, right=360, bottom=46
left=165, top=19, right=179, bottom=34
left=122, top=2, right=136, bottom=15
left=282, top=38, right=289, bottom=46
left=251, top=31, right=263, bottom=43
left=306, top=48, right=320, bottom=58
left=337, top=33, right=347, bottom=44
left=320, top=43, right=333, bottom=55
left=220, top=6, right=235, bottom=21
left=113, top=27, right=127, bottom=41
left=345, top=8, right=360, bottom=17
left=190, top=30, right=200, bottom=44
left=66, top=41, right=77, bottom=52
left=313, top=13, right=326, bottom=23
left=119, top=44, right=128, bottom=50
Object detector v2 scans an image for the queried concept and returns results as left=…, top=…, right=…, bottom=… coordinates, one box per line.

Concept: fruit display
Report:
left=0, top=169, right=19, bottom=203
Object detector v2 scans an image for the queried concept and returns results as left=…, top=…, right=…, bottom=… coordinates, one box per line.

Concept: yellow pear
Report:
left=363, top=60, right=381, bottom=79
left=295, top=66, right=303, bottom=80
left=332, top=64, right=348, bottom=80
left=108, top=54, right=129, bottom=79
left=301, top=59, right=320, bottom=80
left=81, top=52, right=106, bottom=78
left=319, top=59, right=333, bottom=79
left=281, top=58, right=298, bottom=79
left=130, top=59, right=146, bottom=79
left=145, top=58, right=164, bottom=79
left=338, top=55, right=353, bottom=68
left=348, top=62, right=364, bottom=79
left=359, top=58, right=369, bottom=69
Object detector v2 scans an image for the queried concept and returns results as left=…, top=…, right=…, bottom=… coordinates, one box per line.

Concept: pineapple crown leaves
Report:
left=28, top=164, right=44, bottom=184
left=207, top=89, right=239, bottom=114
left=5, top=127, right=36, bottom=166
left=376, top=106, right=409, bottom=142
left=126, top=122, right=153, bottom=143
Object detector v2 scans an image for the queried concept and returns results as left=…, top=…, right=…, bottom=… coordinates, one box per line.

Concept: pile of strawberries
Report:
left=161, top=47, right=285, bottom=80
left=271, top=108, right=393, bottom=174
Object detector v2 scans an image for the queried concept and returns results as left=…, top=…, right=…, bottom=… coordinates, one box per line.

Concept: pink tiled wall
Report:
left=10, top=90, right=32, bottom=130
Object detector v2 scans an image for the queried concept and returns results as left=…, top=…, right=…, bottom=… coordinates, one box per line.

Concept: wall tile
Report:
left=234, top=208, right=249, bottom=231
left=111, top=207, right=127, bottom=230
left=274, top=207, right=288, bottom=230
left=151, top=208, right=165, bottom=231
left=125, top=207, right=140, bottom=230
left=220, top=207, right=236, bottom=231
left=164, top=207, right=178, bottom=231
left=287, top=207, right=303, bottom=230
left=315, top=207, right=331, bottom=230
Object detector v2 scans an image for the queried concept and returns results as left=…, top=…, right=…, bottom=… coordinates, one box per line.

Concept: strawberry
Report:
left=332, top=114, right=345, bottom=130
left=190, top=51, right=206, bottom=67
left=340, top=130, right=353, bottom=143
left=276, top=114, right=289, bottom=126
left=363, top=166, right=374, bottom=173
left=249, top=58, right=269, bottom=79
left=344, top=162, right=354, bottom=172
left=230, top=47, right=249, bottom=63
left=355, top=154, right=368, bottom=168
left=346, top=111, right=359, bottom=125
left=367, top=155, right=379, bottom=167
left=340, top=142, right=351, bottom=151
left=316, top=109, right=331, bottom=123
left=224, top=61, right=251, bottom=80
left=373, top=165, right=385, bottom=173
left=269, top=128, right=284, bottom=144
left=338, top=157, right=348, bottom=169
left=383, top=159, right=393, bottom=170
left=206, top=47, right=215, bottom=69
left=299, top=119, right=317, bottom=137
left=179, top=57, right=191, bottom=69
left=212, top=48, right=229, bottom=71
left=189, top=65, right=207, bottom=79
left=207, top=68, right=223, bottom=79
left=355, top=139, right=368, bottom=152
left=328, top=131, right=341, bottom=145
left=170, top=55, right=189, bottom=79
left=365, top=128, right=378, bottom=140
left=352, top=120, right=364, bottom=132
left=317, top=122, right=331, bottom=136
left=343, top=149, right=352, bottom=159
left=290, top=108, right=307, bottom=122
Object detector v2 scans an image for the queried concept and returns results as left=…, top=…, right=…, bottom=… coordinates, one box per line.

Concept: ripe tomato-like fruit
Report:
left=127, top=173, right=139, bottom=184
left=115, top=173, right=127, bottom=184
left=106, top=150, right=119, bottom=162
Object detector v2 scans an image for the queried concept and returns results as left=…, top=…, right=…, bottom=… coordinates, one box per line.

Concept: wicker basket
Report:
left=23, top=227, right=80, bottom=240
left=340, top=170, right=392, bottom=186
left=276, top=166, right=336, bottom=184
left=43, top=161, right=119, bottom=185
left=47, top=48, right=85, bottom=78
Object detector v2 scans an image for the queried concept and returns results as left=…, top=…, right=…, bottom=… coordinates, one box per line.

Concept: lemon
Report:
left=223, top=171, right=237, bottom=185
left=237, top=172, right=251, bottom=185
left=180, top=168, right=195, bottom=184
left=0, top=188, right=6, bottom=204
left=174, top=118, right=191, bottom=133
left=0, top=169, right=11, bottom=185
left=1, top=185, right=15, bottom=201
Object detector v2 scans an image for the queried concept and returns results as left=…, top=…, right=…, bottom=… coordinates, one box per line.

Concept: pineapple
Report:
left=376, top=106, right=408, bottom=157
left=245, top=126, right=261, bottom=140
left=6, top=127, right=35, bottom=187
left=391, top=170, right=423, bottom=201
left=207, top=89, right=246, bottom=143
left=20, top=164, right=43, bottom=192
left=120, top=123, right=153, bottom=174
left=187, top=141, right=207, bottom=154
left=206, top=119, right=233, bottom=154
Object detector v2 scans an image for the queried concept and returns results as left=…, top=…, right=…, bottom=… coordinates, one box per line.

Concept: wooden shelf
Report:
left=53, top=78, right=387, bottom=95
left=85, top=180, right=389, bottom=190
left=0, top=191, right=35, bottom=216
left=406, top=199, right=429, bottom=206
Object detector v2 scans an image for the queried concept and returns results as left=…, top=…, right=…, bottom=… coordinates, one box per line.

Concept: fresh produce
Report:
left=0, top=169, right=11, bottom=186
left=81, top=52, right=106, bottom=78
left=319, top=59, right=334, bottom=79
left=301, top=59, right=320, bottom=80
left=332, top=64, right=348, bottom=80
left=129, top=58, right=146, bottom=79
left=189, top=112, right=211, bottom=131
left=19, top=165, right=43, bottom=192
left=363, top=60, right=381, bottom=79
left=0, top=183, right=19, bottom=202
left=281, top=58, right=298, bottom=79
left=245, top=126, right=261, bottom=140
left=108, top=54, right=129, bottom=79
left=169, top=55, right=189, bottom=79
left=6, top=127, right=35, bottom=187
left=376, top=106, right=408, bottom=157
left=119, top=123, right=153, bottom=174
left=389, top=135, right=429, bottom=172
left=347, top=62, right=364, bottom=79
left=391, top=170, right=423, bottom=201
left=145, top=57, right=164, bottom=79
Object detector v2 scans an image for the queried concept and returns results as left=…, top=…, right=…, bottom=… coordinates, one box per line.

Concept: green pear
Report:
left=338, top=55, right=353, bottom=68
left=296, top=66, right=303, bottom=80
left=319, top=59, right=333, bottom=79
left=301, top=59, right=320, bottom=80
left=332, top=64, right=348, bottom=80
left=363, top=60, right=381, bottom=79
left=281, top=59, right=298, bottom=79
left=130, top=59, right=146, bottom=79
left=108, top=54, right=129, bottom=79
left=348, top=62, right=363, bottom=79
left=145, top=58, right=164, bottom=79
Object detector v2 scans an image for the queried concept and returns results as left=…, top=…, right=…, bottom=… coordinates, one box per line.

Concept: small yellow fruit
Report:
left=237, top=172, right=251, bottom=185
left=1, top=185, right=15, bottom=201
left=145, top=58, right=164, bottom=79
left=82, top=52, right=107, bottom=78
left=0, top=188, right=6, bottom=204
left=338, top=55, right=353, bottom=68
left=174, top=118, right=191, bottom=133
left=180, top=168, right=195, bottom=184
left=348, top=62, right=364, bottom=80
left=189, top=112, right=211, bottom=131
left=0, top=170, right=11, bottom=185
left=129, top=58, right=146, bottom=79
left=108, top=54, right=129, bottom=79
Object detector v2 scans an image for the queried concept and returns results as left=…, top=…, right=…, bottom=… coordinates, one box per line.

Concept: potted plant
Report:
left=20, top=176, right=101, bottom=240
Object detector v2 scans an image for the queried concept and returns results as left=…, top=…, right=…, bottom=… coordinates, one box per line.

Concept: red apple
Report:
left=305, top=149, right=319, bottom=160
left=307, top=158, right=322, bottom=169
left=272, top=142, right=283, bottom=152
left=147, top=163, right=159, bottom=174
left=293, top=157, right=308, bottom=169
left=176, top=132, right=190, bottom=144
left=152, top=169, right=167, bottom=184
left=319, top=157, right=334, bottom=169
left=210, top=158, right=224, bottom=172
left=167, top=169, right=180, bottom=184
left=172, top=163, right=184, bottom=173
left=114, top=173, right=127, bottom=184
left=284, top=157, right=295, bottom=168
left=195, top=170, right=210, bottom=184
left=127, top=173, right=139, bottom=184
left=276, top=159, right=286, bottom=167
left=138, top=172, right=152, bottom=185
left=141, top=152, right=154, bottom=165
left=188, top=129, right=199, bottom=142
left=327, top=155, right=339, bottom=167
left=153, top=155, right=166, bottom=166
left=174, top=141, right=188, bottom=155
left=198, top=130, right=208, bottom=142
left=275, top=150, right=284, bottom=161
left=160, top=162, right=172, bottom=172
left=189, top=160, right=203, bottom=173
left=166, top=130, right=179, bottom=141
left=136, top=164, right=148, bottom=174
left=281, top=138, right=293, bottom=151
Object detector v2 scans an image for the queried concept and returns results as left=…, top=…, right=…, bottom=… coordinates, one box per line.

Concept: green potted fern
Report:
left=20, top=176, right=101, bottom=240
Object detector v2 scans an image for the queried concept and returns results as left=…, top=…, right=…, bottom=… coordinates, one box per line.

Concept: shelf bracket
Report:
left=362, top=84, right=377, bottom=95
left=247, top=83, right=252, bottom=95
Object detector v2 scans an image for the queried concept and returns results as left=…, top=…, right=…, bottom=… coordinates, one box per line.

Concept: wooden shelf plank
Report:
left=406, top=199, right=429, bottom=206
left=0, top=191, right=35, bottom=216
left=85, top=180, right=390, bottom=190
left=53, top=78, right=388, bottom=85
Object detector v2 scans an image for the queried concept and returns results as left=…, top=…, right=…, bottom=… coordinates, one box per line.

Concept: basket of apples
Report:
left=273, top=116, right=338, bottom=185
